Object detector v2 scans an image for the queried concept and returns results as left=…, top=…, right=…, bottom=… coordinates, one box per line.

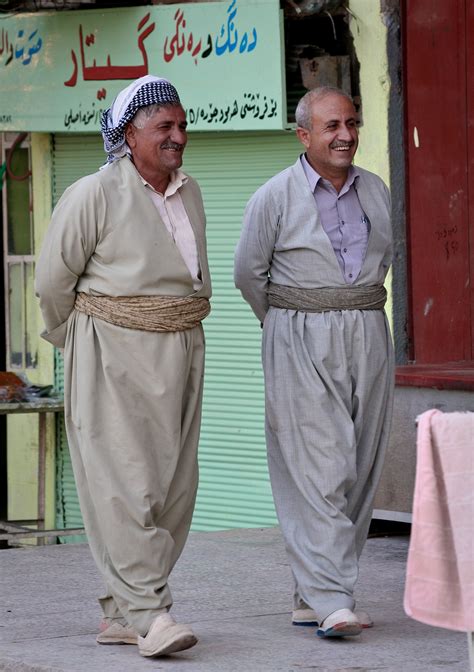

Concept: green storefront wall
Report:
left=51, top=130, right=301, bottom=537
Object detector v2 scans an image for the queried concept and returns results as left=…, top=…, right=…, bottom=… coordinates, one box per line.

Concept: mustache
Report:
left=330, top=141, right=354, bottom=149
left=160, top=141, right=184, bottom=151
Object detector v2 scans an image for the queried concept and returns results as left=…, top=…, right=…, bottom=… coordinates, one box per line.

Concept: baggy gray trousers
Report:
left=262, top=307, right=394, bottom=623
left=63, top=311, right=205, bottom=636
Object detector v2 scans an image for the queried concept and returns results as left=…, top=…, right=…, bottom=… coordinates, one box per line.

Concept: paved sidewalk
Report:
left=0, top=527, right=470, bottom=672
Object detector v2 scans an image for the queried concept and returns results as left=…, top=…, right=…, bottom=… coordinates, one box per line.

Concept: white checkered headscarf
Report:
left=100, top=75, right=181, bottom=164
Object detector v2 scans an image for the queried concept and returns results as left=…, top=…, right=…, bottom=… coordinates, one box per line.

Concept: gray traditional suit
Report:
left=36, top=156, right=211, bottom=636
left=234, top=158, right=394, bottom=622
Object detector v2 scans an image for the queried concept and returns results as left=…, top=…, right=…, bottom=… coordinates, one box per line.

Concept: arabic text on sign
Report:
left=163, top=0, right=257, bottom=66
left=64, top=101, right=105, bottom=129
left=187, top=93, right=278, bottom=126
left=64, top=13, right=155, bottom=87
left=1, top=27, right=43, bottom=67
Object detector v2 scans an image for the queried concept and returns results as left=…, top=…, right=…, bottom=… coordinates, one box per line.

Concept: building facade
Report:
left=1, top=0, right=470, bottom=540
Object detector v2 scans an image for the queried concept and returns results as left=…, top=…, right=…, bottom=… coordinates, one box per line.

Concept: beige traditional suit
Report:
left=36, top=156, right=211, bottom=635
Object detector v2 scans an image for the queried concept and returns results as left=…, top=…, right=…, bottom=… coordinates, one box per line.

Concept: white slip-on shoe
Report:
left=354, top=610, right=374, bottom=628
left=316, top=608, right=362, bottom=638
left=138, top=613, right=198, bottom=658
left=96, top=621, right=138, bottom=645
left=292, top=605, right=373, bottom=628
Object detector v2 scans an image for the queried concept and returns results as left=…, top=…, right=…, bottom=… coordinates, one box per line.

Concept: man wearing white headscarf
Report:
left=35, top=76, right=211, bottom=658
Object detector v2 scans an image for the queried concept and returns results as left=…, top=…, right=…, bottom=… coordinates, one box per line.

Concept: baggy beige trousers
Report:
left=63, top=311, right=205, bottom=636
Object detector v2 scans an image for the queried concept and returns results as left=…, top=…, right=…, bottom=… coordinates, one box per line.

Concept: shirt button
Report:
left=349, top=273, right=353, bottom=278
left=343, top=248, right=347, bottom=253
left=341, top=220, right=345, bottom=225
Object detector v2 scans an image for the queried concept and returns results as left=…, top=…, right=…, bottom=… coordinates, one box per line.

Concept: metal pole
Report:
left=37, top=412, right=46, bottom=546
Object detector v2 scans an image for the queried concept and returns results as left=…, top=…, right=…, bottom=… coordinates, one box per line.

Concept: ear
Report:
left=125, top=123, right=136, bottom=149
left=296, top=126, right=310, bottom=149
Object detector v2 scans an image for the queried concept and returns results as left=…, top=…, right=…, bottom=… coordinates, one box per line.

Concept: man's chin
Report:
left=162, top=158, right=183, bottom=172
left=332, top=156, right=355, bottom=168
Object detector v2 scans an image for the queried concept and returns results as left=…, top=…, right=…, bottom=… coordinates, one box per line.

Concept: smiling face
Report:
left=125, top=104, right=188, bottom=192
left=296, top=92, right=358, bottom=189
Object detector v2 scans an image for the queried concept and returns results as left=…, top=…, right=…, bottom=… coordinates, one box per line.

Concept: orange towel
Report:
left=404, top=410, right=474, bottom=632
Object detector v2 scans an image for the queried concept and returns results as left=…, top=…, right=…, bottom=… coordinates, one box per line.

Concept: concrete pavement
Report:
left=0, top=527, right=470, bottom=672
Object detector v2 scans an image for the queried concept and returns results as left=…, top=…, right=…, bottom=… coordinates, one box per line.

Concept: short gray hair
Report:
left=295, top=87, right=354, bottom=130
left=131, top=102, right=182, bottom=129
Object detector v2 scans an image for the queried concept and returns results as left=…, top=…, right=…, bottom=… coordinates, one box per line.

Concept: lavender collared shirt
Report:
left=301, top=153, right=370, bottom=284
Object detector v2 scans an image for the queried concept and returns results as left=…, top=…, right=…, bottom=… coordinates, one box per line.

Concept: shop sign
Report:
left=0, top=0, right=285, bottom=133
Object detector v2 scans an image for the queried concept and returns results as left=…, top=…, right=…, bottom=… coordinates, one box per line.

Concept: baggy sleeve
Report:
left=234, top=185, right=279, bottom=323
left=35, top=176, right=105, bottom=348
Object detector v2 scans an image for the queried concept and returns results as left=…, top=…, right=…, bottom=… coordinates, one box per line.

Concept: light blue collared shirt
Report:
left=301, top=153, right=370, bottom=284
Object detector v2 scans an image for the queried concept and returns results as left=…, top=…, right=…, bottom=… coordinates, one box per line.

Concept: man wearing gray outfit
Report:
left=234, top=87, right=394, bottom=638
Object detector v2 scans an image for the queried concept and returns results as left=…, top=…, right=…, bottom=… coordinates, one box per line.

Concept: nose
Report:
left=338, top=124, right=354, bottom=141
left=171, top=124, right=187, bottom=145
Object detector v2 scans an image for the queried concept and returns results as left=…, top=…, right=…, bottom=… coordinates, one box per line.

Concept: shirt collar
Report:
left=161, top=169, right=188, bottom=197
left=130, top=157, right=188, bottom=196
left=300, top=153, right=359, bottom=193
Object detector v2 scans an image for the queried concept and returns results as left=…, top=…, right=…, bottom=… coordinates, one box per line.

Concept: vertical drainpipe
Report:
left=381, top=0, right=409, bottom=365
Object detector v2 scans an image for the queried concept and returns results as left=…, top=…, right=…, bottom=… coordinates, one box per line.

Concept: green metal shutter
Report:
left=53, top=349, right=85, bottom=543
left=51, top=130, right=301, bottom=534
left=52, top=135, right=105, bottom=541
left=182, top=132, right=301, bottom=530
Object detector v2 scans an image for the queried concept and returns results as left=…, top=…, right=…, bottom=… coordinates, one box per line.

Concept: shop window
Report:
left=1, top=133, right=37, bottom=370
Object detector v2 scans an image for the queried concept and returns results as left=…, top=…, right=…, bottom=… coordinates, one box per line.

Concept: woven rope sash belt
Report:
left=267, top=283, right=387, bottom=312
left=74, top=293, right=211, bottom=332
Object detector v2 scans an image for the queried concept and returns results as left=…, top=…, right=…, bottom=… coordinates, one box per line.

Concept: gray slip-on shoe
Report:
left=138, top=613, right=198, bottom=658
